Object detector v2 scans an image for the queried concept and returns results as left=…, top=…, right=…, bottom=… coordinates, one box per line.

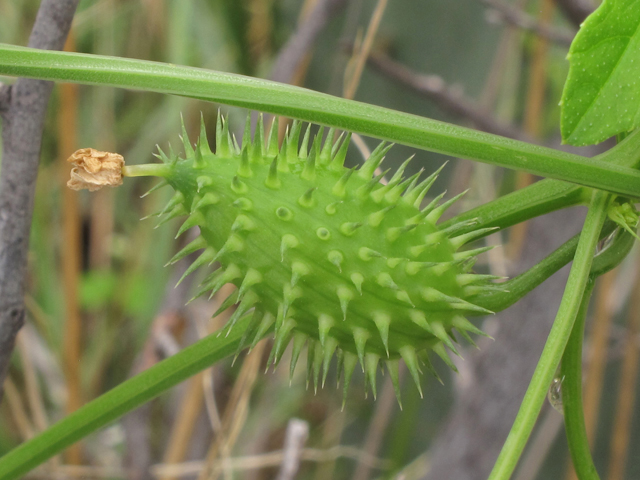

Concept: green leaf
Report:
left=561, top=0, right=640, bottom=146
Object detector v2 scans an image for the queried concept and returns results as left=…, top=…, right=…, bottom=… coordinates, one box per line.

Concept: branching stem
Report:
left=487, top=189, right=611, bottom=480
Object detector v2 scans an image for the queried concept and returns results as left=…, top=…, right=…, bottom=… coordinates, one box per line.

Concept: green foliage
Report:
left=561, top=0, right=640, bottom=145
left=2, top=3, right=640, bottom=480
left=79, top=271, right=118, bottom=310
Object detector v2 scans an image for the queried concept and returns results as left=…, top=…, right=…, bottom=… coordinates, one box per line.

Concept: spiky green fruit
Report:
left=150, top=113, right=498, bottom=404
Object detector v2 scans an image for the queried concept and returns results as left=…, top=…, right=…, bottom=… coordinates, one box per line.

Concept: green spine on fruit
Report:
left=148, top=113, right=500, bottom=405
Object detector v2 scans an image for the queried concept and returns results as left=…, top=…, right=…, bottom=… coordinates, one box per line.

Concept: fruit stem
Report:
left=122, top=164, right=172, bottom=178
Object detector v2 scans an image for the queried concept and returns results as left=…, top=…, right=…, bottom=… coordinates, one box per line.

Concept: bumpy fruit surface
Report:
left=150, top=114, right=498, bottom=404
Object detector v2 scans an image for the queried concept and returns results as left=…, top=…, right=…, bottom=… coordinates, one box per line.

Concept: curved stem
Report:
left=562, top=277, right=600, bottom=480
left=0, top=315, right=254, bottom=480
left=442, top=127, right=640, bottom=236
left=590, top=231, right=636, bottom=278
left=2, top=44, right=640, bottom=196
left=487, top=189, right=611, bottom=480
left=471, top=221, right=636, bottom=313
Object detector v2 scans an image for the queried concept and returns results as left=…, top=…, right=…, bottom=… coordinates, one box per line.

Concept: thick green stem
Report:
left=562, top=277, right=600, bottom=480
left=443, top=128, right=640, bottom=236
left=555, top=227, right=631, bottom=480
left=2, top=44, right=640, bottom=196
left=487, top=189, right=611, bottom=480
left=0, top=315, right=253, bottom=480
left=441, top=178, right=584, bottom=235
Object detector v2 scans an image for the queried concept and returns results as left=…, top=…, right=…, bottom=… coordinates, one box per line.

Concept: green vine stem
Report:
left=442, top=178, right=584, bottom=236
left=3, top=44, right=640, bottom=197
left=444, top=128, right=640, bottom=236
left=487, top=189, right=611, bottom=480
left=0, top=314, right=253, bottom=480
left=556, top=224, right=634, bottom=480
left=590, top=232, right=635, bottom=278
left=472, top=222, right=635, bottom=313
left=562, top=277, right=600, bottom=480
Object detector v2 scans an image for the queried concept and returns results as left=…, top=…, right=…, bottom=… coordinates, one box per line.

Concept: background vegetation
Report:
left=1, top=0, right=638, bottom=479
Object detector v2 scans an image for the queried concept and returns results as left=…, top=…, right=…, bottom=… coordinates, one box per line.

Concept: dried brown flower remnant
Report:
left=67, top=148, right=124, bottom=191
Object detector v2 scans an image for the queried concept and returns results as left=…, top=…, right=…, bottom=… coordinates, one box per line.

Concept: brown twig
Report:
left=160, top=375, right=207, bottom=480
left=16, top=327, right=62, bottom=472
left=197, top=341, right=267, bottom=480
left=312, top=412, right=346, bottom=480
left=26, top=464, right=129, bottom=479
left=59, top=30, right=84, bottom=466
left=480, top=0, right=575, bottom=46
left=16, top=331, right=50, bottom=434
left=270, top=0, right=348, bottom=85
left=0, top=0, right=80, bottom=394
left=364, top=51, right=531, bottom=142
left=3, top=376, right=35, bottom=440
left=159, top=287, right=234, bottom=480
left=343, top=0, right=388, bottom=100
left=554, top=0, right=595, bottom=28
left=122, top=310, right=186, bottom=480
left=151, top=445, right=390, bottom=477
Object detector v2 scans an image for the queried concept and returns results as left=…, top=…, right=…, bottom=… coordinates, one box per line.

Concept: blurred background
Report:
left=1, top=0, right=640, bottom=479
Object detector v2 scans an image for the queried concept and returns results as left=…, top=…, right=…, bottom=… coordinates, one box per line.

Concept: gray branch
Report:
left=554, top=0, right=595, bottom=28
left=0, top=0, right=80, bottom=392
left=364, top=50, right=532, bottom=142
left=481, top=0, right=576, bottom=46
left=270, top=0, right=348, bottom=84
